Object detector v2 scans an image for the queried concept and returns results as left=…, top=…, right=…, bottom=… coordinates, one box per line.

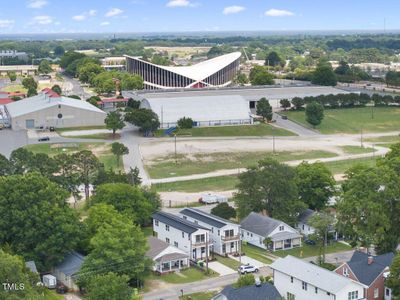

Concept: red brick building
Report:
left=334, top=251, right=394, bottom=300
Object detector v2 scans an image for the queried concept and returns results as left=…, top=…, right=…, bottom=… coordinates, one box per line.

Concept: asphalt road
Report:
left=0, top=129, right=28, bottom=157
left=273, top=112, right=318, bottom=136
left=61, top=75, right=92, bottom=99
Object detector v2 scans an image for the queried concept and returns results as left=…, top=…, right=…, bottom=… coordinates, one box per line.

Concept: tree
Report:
left=51, top=84, right=62, bottom=95
left=280, top=99, right=291, bottom=110
left=125, top=108, right=160, bottom=137
left=111, top=142, right=129, bottom=165
left=22, top=76, right=37, bottom=91
left=249, top=66, right=274, bottom=85
left=69, top=95, right=81, bottom=99
left=0, top=154, right=12, bottom=176
left=386, top=71, right=400, bottom=87
left=291, top=97, right=305, bottom=110
left=78, top=215, right=150, bottom=288
left=256, top=98, right=273, bottom=122
left=127, top=98, right=141, bottom=109
left=234, top=72, right=249, bottom=85
left=121, top=74, right=144, bottom=90
left=311, top=59, right=337, bottom=86
left=387, top=252, right=400, bottom=298
left=128, top=167, right=142, bottom=186
left=54, top=45, right=65, bottom=56
left=86, top=96, right=101, bottom=108
left=177, top=117, right=193, bottom=129
left=89, top=183, right=155, bottom=226
left=234, top=158, right=305, bottom=225
left=308, top=212, right=335, bottom=264
left=211, top=203, right=236, bottom=220
left=73, top=150, right=101, bottom=200
left=305, top=101, right=324, bottom=128
left=334, top=60, right=351, bottom=75
left=78, top=62, right=104, bottom=84
left=7, top=71, right=17, bottom=82
left=105, top=111, right=125, bottom=138
left=235, top=274, right=255, bottom=288
left=295, top=162, right=335, bottom=210
left=38, top=59, right=52, bottom=74
left=265, top=51, right=284, bottom=68
left=0, top=174, right=81, bottom=269
left=27, top=87, right=37, bottom=97
left=86, top=273, right=132, bottom=300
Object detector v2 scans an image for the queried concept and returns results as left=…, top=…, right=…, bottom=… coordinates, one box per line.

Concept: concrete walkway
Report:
left=229, top=254, right=266, bottom=268
left=208, top=261, right=236, bottom=276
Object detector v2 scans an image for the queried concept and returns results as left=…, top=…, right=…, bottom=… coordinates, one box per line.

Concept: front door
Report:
left=222, top=244, right=226, bottom=254
left=192, top=249, right=196, bottom=260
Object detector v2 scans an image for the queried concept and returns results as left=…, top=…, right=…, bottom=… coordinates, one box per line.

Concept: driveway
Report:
left=273, top=112, right=318, bottom=136
left=208, top=261, right=236, bottom=276
left=229, top=255, right=266, bottom=268
left=0, top=129, right=28, bottom=157
left=305, top=250, right=355, bottom=265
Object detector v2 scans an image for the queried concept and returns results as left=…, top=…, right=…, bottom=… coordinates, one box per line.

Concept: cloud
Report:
left=100, top=21, right=110, bottom=26
left=88, top=10, right=97, bottom=16
left=223, top=5, right=245, bottom=15
left=105, top=8, right=124, bottom=17
left=166, top=0, right=196, bottom=7
left=27, top=0, right=48, bottom=8
left=72, top=10, right=97, bottom=21
left=72, top=15, right=86, bottom=21
left=265, top=9, right=294, bottom=17
left=32, top=15, right=53, bottom=25
left=0, top=19, right=14, bottom=28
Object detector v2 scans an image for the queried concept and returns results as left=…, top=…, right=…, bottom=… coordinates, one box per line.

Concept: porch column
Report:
left=169, top=261, right=171, bottom=271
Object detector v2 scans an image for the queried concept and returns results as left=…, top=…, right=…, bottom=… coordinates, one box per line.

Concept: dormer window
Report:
left=279, top=225, right=284, bottom=231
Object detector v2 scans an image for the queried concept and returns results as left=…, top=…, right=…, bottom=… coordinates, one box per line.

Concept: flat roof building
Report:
left=125, top=52, right=241, bottom=90
left=141, top=95, right=252, bottom=128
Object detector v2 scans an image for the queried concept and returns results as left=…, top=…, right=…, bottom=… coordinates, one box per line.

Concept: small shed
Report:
left=53, top=251, right=85, bottom=291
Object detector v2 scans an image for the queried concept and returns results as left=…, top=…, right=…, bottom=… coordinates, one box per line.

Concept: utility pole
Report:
left=238, top=225, right=242, bottom=266
left=272, top=127, right=276, bottom=154
left=174, top=134, right=177, bottom=164
left=360, top=128, right=364, bottom=148
left=161, top=105, right=163, bottom=127
left=371, top=105, right=374, bottom=119
left=205, top=232, right=209, bottom=273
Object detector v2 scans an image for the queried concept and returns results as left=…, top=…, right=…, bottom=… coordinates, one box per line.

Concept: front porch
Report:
left=154, top=253, right=189, bottom=274
left=269, top=232, right=302, bottom=251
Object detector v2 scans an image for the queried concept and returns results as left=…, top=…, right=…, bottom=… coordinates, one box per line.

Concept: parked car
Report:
left=38, top=136, right=50, bottom=142
left=304, top=239, right=316, bottom=245
left=199, top=193, right=228, bottom=204
left=238, top=264, right=259, bottom=274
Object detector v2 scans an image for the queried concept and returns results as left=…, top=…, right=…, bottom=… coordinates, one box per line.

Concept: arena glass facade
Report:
left=125, top=52, right=241, bottom=90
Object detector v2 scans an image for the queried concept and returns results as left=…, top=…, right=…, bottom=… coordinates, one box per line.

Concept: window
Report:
left=287, top=292, right=295, bottom=300
left=302, top=281, right=307, bottom=291
left=374, top=288, right=379, bottom=298
left=231, top=242, right=234, bottom=248
left=155, top=220, right=159, bottom=226
left=196, top=234, right=205, bottom=243
left=386, top=288, right=390, bottom=296
left=327, top=292, right=331, bottom=296
left=290, top=276, right=293, bottom=283
left=225, top=229, right=234, bottom=237
left=279, top=225, right=284, bottom=231
left=315, top=287, right=318, bottom=294
left=183, top=216, right=187, bottom=220
left=259, top=237, right=263, bottom=244
left=165, top=225, right=170, bottom=231
left=250, top=233, right=253, bottom=237
left=246, top=232, right=249, bottom=236
left=218, top=230, right=220, bottom=236
left=182, top=232, right=185, bottom=238
left=211, top=227, right=214, bottom=233
left=343, top=267, right=349, bottom=277
left=201, top=247, right=205, bottom=254
left=348, top=291, right=358, bottom=300
left=174, top=242, right=178, bottom=247
left=302, top=224, right=304, bottom=230
left=166, top=238, right=170, bottom=243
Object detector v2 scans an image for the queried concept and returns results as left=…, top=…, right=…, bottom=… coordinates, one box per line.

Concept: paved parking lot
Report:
left=0, top=129, right=28, bottom=157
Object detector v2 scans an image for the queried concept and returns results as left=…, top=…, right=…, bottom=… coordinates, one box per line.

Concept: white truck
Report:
left=42, top=274, right=57, bottom=289
left=199, top=193, right=228, bottom=204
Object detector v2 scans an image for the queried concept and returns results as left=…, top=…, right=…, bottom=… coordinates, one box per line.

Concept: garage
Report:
left=25, top=119, right=35, bottom=129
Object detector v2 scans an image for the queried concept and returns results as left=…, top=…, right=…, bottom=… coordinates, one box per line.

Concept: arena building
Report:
left=125, top=52, right=241, bottom=90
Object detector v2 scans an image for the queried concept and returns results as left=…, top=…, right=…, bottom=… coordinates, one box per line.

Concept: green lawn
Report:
left=282, top=107, right=400, bottom=134
left=42, top=290, right=64, bottom=300
left=63, top=133, right=120, bottom=140
left=324, top=157, right=377, bottom=174
left=274, top=242, right=352, bottom=258
left=55, top=125, right=107, bottom=133
left=25, top=142, right=123, bottom=171
left=340, top=145, right=375, bottom=154
left=148, top=268, right=218, bottom=284
left=214, top=255, right=241, bottom=270
left=142, top=227, right=153, bottom=237
left=241, top=243, right=273, bottom=265
left=146, top=150, right=337, bottom=179
left=152, top=175, right=239, bottom=193
left=365, top=135, right=400, bottom=144
left=180, top=291, right=219, bottom=300
left=1, top=84, right=27, bottom=93
left=156, top=124, right=295, bottom=137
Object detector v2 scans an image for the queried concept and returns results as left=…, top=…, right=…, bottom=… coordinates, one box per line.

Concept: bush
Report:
left=177, top=117, right=194, bottom=129
left=211, top=203, right=236, bottom=220
left=235, top=274, right=255, bottom=288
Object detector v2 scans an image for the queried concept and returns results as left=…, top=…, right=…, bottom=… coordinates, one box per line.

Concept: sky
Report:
left=0, top=0, right=400, bottom=34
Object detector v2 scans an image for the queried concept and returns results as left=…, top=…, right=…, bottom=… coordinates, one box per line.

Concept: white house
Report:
left=146, top=236, right=189, bottom=274
left=270, top=256, right=366, bottom=300
left=296, top=209, right=338, bottom=239
left=179, top=208, right=240, bottom=256
left=240, top=212, right=302, bottom=251
left=152, top=211, right=212, bottom=261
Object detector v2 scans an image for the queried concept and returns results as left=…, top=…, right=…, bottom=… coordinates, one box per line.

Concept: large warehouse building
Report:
left=141, top=95, right=252, bottom=129
left=5, top=93, right=106, bottom=130
left=125, top=52, right=241, bottom=90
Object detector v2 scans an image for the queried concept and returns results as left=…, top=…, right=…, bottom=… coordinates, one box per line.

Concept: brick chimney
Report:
left=368, top=256, right=374, bottom=265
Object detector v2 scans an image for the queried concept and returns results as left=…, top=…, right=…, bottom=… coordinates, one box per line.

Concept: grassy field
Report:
left=146, top=150, right=337, bottom=179
left=25, top=142, right=123, bottom=171
left=214, top=255, right=241, bottom=270
left=56, top=125, right=107, bottom=132
left=282, top=107, right=400, bottom=134
left=180, top=291, right=219, bottom=300
left=63, top=133, right=120, bottom=140
left=274, top=242, right=352, bottom=258
left=324, top=157, right=377, bottom=174
left=340, top=145, right=375, bottom=154
left=153, top=175, right=239, bottom=193
left=148, top=268, right=218, bottom=284
left=142, top=227, right=153, bottom=237
left=242, top=244, right=273, bottom=265
left=365, top=135, right=400, bottom=144
left=157, top=124, right=295, bottom=137
left=43, top=290, right=64, bottom=300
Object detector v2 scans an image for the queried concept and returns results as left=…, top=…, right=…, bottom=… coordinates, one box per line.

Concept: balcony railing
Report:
left=192, top=240, right=212, bottom=247
left=221, top=234, right=240, bottom=242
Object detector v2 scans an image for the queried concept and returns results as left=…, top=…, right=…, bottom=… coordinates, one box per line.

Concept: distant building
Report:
left=271, top=255, right=366, bottom=300
left=296, top=209, right=337, bottom=239
left=212, top=282, right=281, bottom=300
left=240, top=212, right=302, bottom=251
left=179, top=208, right=240, bottom=256
left=0, top=65, right=37, bottom=76
left=334, top=251, right=395, bottom=300
left=146, top=236, right=189, bottom=274
left=125, top=52, right=241, bottom=90
left=0, top=50, right=28, bottom=61
left=53, top=252, right=85, bottom=291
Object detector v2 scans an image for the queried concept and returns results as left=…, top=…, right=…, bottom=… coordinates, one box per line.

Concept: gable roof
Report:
left=346, top=251, right=394, bottom=286
left=152, top=211, right=209, bottom=234
left=270, top=256, right=365, bottom=294
left=146, top=236, right=170, bottom=259
left=298, top=208, right=315, bottom=224
left=240, top=212, right=282, bottom=237
left=55, top=251, right=85, bottom=277
left=180, top=208, right=229, bottom=228
left=217, top=283, right=281, bottom=300
left=25, top=261, right=38, bottom=274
